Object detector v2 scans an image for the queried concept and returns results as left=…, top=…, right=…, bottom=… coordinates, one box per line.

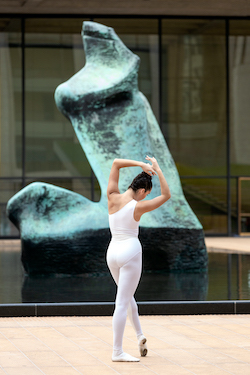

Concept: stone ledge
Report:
left=1, top=300, right=250, bottom=317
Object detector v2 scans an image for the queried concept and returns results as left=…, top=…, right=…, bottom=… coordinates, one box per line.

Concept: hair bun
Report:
left=128, top=171, right=153, bottom=192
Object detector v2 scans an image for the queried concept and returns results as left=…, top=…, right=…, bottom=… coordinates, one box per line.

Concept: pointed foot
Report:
left=138, top=335, right=148, bottom=357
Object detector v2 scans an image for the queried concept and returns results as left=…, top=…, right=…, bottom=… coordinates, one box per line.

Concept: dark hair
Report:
left=128, top=172, right=152, bottom=192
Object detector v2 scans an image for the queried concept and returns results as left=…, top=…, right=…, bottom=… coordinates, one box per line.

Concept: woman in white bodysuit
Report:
left=106, top=156, right=171, bottom=362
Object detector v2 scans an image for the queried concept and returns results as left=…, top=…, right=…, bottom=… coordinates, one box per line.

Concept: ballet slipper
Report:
left=112, top=352, right=140, bottom=362
left=138, top=335, right=148, bottom=357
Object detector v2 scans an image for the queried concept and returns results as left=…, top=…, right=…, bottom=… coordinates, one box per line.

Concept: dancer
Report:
left=106, top=156, right=171, bottom=362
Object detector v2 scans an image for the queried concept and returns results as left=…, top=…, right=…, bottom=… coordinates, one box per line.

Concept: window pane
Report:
left=25, top=18, right=90, bottom=178
left=231, top=176, right=238, bottom=234
left=0, top=179, right=22, bottom=237
left=230, top=20, right=250, bottom=177
left=237, top=178, right=250, bottom=234
left=162, top=19, right=227, bottom=176
left=182, top=177, right=228, bottom=234
left=0, top=18, right=22, bottom=178
left=94, top=18, right=160, bottom=121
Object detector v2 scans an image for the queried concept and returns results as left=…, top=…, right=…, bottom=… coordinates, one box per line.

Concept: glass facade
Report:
left=162, top=19, right=228, bottom=234
left=229, top=20, right=250, bottom=235
left=0, top=16, right=249, bottom=237
left=162, top=20, right=227, bottom=174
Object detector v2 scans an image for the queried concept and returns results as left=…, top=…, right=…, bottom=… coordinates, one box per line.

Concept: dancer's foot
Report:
left=138, top=335, right=147, bottom=357
left=112, top=352, right=140, bottom=362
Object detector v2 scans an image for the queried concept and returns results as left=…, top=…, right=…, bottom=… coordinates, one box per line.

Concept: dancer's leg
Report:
left=108, top=259, right=142, bottom=337
left=127, top=297, right=143, bottom=336
left=109, top=262, right=145, bottom=349
left=127, top=297, right=148, bottom=357
left=112, top=252, right=142, bottom=357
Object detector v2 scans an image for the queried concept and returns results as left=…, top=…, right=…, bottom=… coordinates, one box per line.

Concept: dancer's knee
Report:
left=115, top=299, right=130, bottom=314
left=129, top=300, right=138, bottom=315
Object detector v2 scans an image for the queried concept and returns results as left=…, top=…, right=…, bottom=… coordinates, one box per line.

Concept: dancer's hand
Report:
left=141, top=161, right=157, bottom=176
left=145, top=156, right=160, bottom=173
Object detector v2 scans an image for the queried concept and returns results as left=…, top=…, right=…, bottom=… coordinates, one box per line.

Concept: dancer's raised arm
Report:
left=107, top=158, right=156, bottom=198
left=134, top=156, right=171, bottom=220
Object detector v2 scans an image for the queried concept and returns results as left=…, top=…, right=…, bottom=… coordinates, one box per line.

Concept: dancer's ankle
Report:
left=137, top=334, right=146, bottom=342
left=113, top=349, right=123, bottom=357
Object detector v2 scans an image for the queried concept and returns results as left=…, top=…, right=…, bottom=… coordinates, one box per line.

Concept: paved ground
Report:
left=205, top=237, right=250, bottom=254
left=1, top=314, right=250, bottom=375
left=1, top=238, right=250, bottom=374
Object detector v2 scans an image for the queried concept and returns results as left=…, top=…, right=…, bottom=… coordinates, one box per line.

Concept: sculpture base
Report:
left=21, top=227, right=207, bottom=276
left=141, top=227, right=208, bottom=272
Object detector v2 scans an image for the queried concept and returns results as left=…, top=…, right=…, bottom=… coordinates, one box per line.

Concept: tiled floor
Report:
left=0, top=315, right=250, bottom=374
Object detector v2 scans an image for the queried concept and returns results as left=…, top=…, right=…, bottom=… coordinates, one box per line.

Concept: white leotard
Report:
left=107, top=199, right=142, bottom=267
left=106, top=199, right=144, bottom=357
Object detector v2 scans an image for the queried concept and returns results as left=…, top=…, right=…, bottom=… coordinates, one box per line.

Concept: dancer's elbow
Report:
left=112, top=158, right=121, bottom=170
left=163, top=191, right=171, bottom=202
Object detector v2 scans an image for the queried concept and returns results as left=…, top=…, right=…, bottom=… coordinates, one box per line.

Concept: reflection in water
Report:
left=0, top=246, right=23, bottom=304
left=1, top=245, right=250, bottom=303
left=22, top=271, right=208, bottom=303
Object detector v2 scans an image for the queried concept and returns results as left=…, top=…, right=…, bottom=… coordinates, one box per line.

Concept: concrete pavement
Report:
left=0, top=314, right=250, bottom=374
left=205, top=237, right=250, bottom=254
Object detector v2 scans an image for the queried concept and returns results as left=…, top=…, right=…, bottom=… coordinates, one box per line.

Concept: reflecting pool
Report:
left=0, top=245, right=250, bottom=304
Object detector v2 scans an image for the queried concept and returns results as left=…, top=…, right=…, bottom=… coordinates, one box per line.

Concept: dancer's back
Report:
left=109, top=199, right=139, bottom=240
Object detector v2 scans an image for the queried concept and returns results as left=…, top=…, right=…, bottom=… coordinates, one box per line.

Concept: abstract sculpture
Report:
left=7, top=21, right=207, bottom=276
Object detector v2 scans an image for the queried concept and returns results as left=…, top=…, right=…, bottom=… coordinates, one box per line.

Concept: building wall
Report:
left=0, top=0, right=250, bottom=16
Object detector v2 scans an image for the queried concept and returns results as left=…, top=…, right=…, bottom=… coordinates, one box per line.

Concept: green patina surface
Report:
left=55, top=21, right=202, bottom=230
left=7, top=20, right=202, bottom=242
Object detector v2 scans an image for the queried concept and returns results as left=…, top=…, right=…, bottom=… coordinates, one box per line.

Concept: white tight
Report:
left=107, top=248, right=143, bottom=355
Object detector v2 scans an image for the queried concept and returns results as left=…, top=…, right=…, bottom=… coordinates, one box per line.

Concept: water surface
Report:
left=0, top=246, right=249, bottom=303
